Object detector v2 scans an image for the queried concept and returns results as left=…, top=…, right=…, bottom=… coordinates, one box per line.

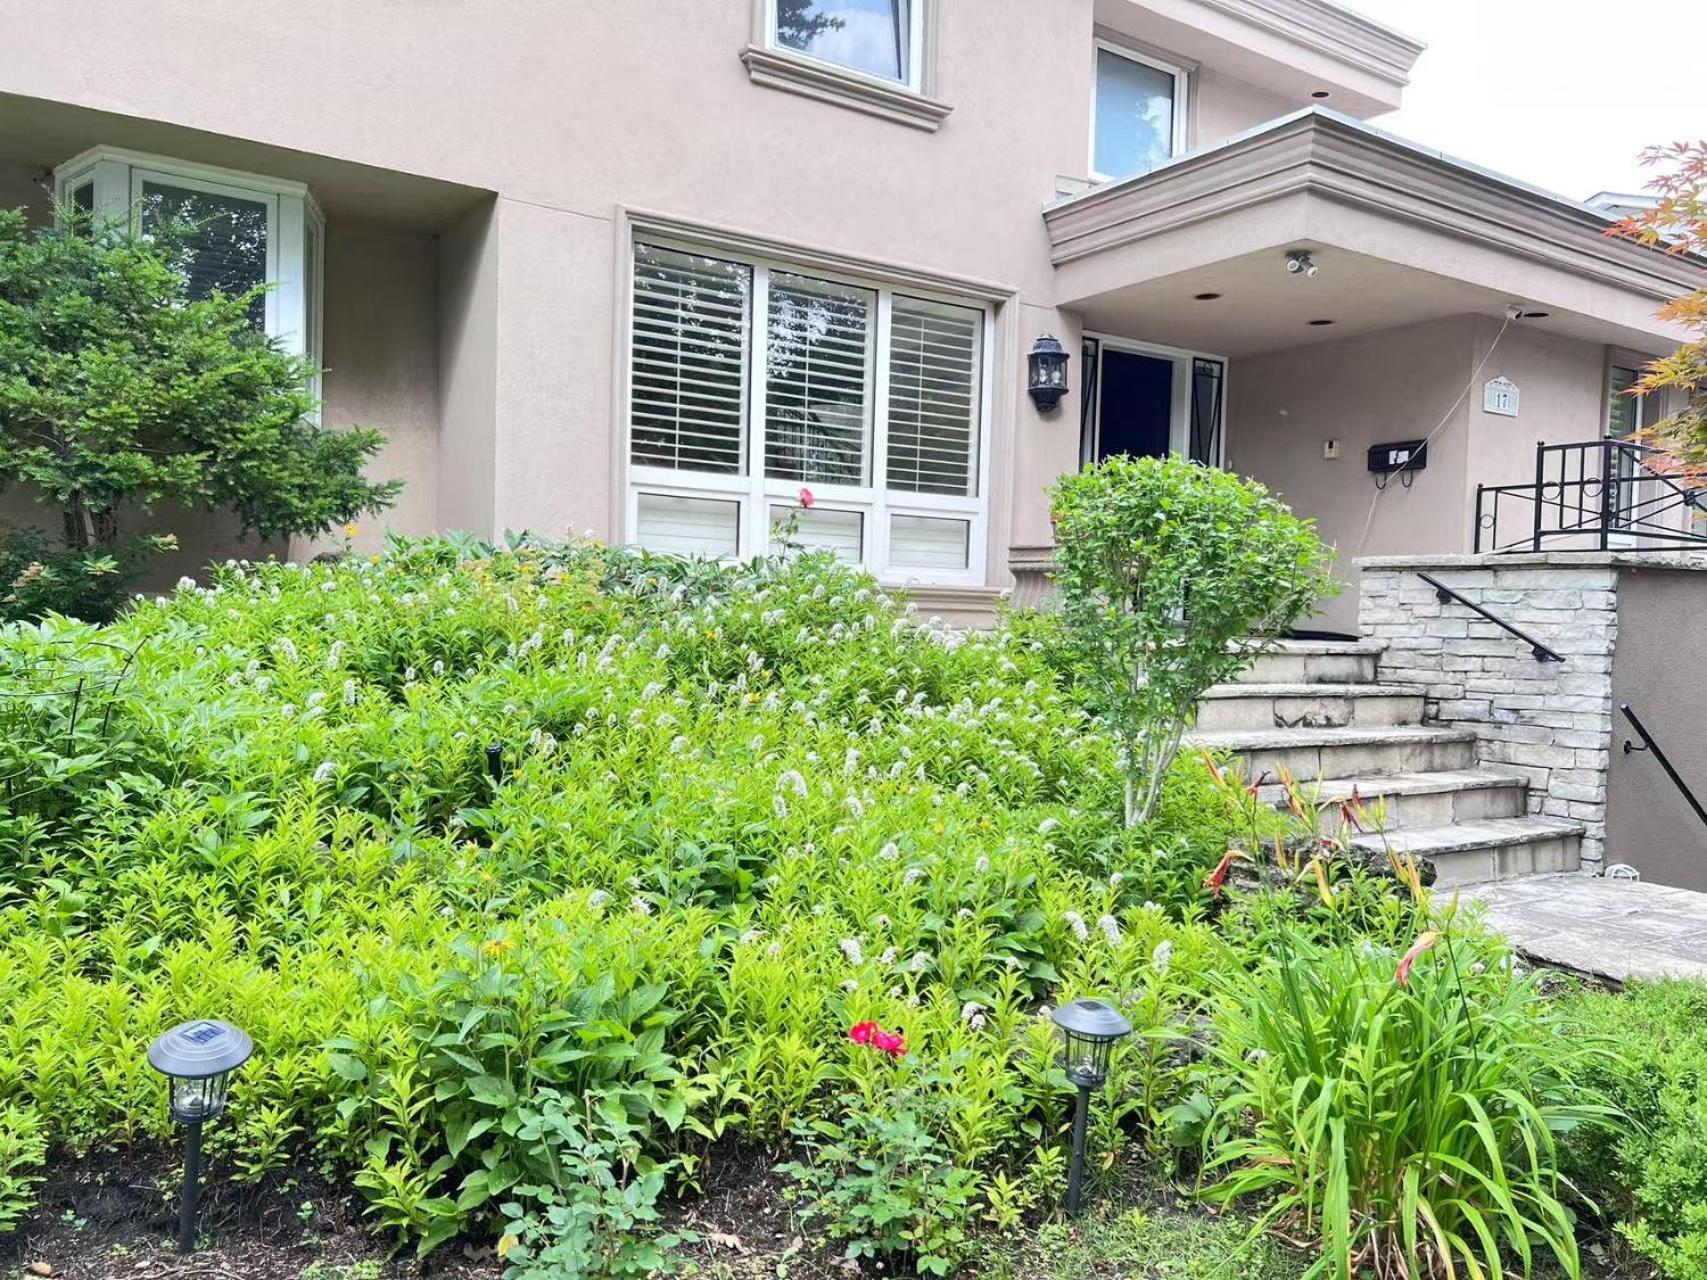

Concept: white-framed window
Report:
left=1091, top=40, right=1188, bottom=182
left=767, top=0, right=925, bottom=89
left=53, top=148, right=324, bottom=375
left=626, top=238, right=990, bottom=585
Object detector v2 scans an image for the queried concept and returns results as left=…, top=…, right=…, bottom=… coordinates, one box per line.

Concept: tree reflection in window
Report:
left=140, top=182, right=269, bottom=330
left=774, top=0, right=908, bottom=84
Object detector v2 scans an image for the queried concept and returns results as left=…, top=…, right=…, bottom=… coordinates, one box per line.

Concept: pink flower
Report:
left=798, top=487, right=815, bottom=509
left=1395, top=932, right=1442, bottom=988
left=848, top=1020, right=879, bottom=1046
left=872, top=1029, right=907, bottom=1058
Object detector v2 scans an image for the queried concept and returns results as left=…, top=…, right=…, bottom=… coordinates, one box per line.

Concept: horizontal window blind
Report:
left=886, top=298, right=981, bottom=497
left=890, top=514, right=970, bottom=571
left=630, top=244, right=751, bottom=475
left=770, top=504, right=864, bottom=563
left=636, top=493, right=741, bottom=558
left=764, top=272, right=874, bottom=486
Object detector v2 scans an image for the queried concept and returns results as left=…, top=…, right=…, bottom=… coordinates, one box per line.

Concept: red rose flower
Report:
left=872, top=1029, right=907, bottom=1058
left=799, top=486, right=815, bottom=509
left=848, top=1020, right=879, bottom=1045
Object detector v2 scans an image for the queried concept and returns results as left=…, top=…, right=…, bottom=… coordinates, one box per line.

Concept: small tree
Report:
left=1050, top=455, right=1335, bottom=826
left=1606, top=142, right=1707, bottom=478
left=0, top=206, right=399, bottom=621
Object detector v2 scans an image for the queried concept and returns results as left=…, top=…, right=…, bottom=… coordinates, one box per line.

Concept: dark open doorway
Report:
left=1096, top=349, right=1173, bottom=462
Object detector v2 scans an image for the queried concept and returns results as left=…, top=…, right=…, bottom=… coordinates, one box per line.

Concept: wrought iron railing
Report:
left=1474, top=439, right=1707, bottom=554
left=1418, top=572, right=1564, bottom=663
left=1621, top=704, right=1707, bottom=835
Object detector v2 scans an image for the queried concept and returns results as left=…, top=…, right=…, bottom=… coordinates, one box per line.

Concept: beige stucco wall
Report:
left=1232, top=317, right=1616, bottom=631
left=1609, top=566, right=1707, bottom=890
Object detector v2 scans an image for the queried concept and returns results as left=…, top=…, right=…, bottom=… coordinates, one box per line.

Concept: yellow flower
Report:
left=343, top=522, right=359, bottom=539
left=369, top=554, right=381, bottom=565
left=482, top=936, right=515, bottom=958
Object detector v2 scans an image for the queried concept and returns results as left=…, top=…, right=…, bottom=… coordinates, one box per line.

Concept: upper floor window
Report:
left=1092, top=41, right=1187, bottom=181
left=771, top=0, right=921, bottom=88
left=53, top=148, right=323, bottom=373
left=626, top=239, right=989, bottom=584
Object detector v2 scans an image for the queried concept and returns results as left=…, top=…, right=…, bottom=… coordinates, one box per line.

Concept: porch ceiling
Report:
left=0, top=91, right=490, bottom=231
left=1047, top=109, right=1706, bottom=359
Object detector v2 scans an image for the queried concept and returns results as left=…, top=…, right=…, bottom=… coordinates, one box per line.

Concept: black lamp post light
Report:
left=1027, top=334, right=1070, bottom=411
left=1049, top=997, right=1133, bottom=1215
left=147, top=1019, right=253, bottom=1253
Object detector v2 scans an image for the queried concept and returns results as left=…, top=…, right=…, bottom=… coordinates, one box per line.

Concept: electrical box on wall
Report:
left=1368, top=440, right=1427, bottom=474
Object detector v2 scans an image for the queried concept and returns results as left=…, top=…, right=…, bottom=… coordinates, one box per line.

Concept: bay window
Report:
left=626, top=240, right=988, bottom=583
left=54, top=148, right=323, bottom=370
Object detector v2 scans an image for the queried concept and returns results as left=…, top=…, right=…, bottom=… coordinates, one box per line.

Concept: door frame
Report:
left=1082, top=331, right=1229, bottom=468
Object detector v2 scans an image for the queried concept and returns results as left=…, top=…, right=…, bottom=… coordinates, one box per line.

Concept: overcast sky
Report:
left=1338, top=0, right=1707, bottom=202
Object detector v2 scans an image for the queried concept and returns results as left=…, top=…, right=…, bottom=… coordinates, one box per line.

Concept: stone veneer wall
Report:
left=1358, top=554, right=1619, bottom=870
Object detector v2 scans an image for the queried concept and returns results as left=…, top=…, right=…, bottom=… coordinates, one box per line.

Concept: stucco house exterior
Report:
left=0, top=0, right=1702, bottom=634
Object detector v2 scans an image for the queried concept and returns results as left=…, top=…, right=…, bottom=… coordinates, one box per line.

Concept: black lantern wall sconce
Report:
left=1027, top=334, right=1070, bottom=411
left=1050, top=997, right=1133, bottom=1214
left=147, top=1019, right=254, bottom=1253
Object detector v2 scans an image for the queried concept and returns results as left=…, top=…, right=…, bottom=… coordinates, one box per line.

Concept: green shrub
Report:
left=1050, top=456, right=1335, bottom=825
left=0, top=1104, right=46, bottom=1232
left=1560, top=979, right=1707, bottom=1279
left=0, top=535, right=1229, bottom=1265
left=1199, top=924, right=1612, bottom=1280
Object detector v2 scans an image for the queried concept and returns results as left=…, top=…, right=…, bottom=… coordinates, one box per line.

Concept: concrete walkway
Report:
left=1471, top=873, right=1707, bottom=982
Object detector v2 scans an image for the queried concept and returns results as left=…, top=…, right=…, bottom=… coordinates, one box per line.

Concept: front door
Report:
left=1079, top=337, right=1225, bottom=468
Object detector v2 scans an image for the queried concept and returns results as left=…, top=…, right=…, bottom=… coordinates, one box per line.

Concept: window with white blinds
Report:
left=886, top=297, right=981, bottom=496
left=765, top=273, right=874, bottom=485
left=630, top=245, right=752, bottom=474
left=627, top=239, right=989, bottom=583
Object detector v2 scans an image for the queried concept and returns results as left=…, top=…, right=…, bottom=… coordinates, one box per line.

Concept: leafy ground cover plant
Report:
left=1050, top=456, right=1335, bottom=825
left=1199, top=922, right=1613, bottom=1280
left=1559, top=979, right=1707, bottom=1280
left=0, top=535, right=1238, bottom=1269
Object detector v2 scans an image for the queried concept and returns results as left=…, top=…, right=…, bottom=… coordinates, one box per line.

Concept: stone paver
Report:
left=1470, top=872, right=1707, bottom=982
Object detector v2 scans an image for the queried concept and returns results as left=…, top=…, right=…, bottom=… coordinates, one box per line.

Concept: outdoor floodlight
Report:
left=147, top=1019, right=254, bottom=1253
left=1050, top=997, right=1133, bottom=1214
left=1027, top=334, right=1070, bottom=411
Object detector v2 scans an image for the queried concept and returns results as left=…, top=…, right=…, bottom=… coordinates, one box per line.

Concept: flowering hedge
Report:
left=0, top=537, right=1239, bottom=1257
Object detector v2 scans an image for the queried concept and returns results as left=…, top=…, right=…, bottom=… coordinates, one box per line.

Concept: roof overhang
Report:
left=1097, top=0, right=1423, bottom=115
left=1044, top=109, right=1703, bottom=357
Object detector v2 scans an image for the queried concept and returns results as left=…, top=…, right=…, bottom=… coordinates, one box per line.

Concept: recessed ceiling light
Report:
left=1194, top=291, right=1222, bottom=301
left=1311, top=90, right=1331, bottom=99
left=1308, top=319, right=1335, bottom=326
left=1518, top=310, right=1550, bottom=319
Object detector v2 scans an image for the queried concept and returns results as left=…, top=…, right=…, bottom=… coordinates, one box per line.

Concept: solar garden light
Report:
left=147, top=1019, right=253, bottom=1253
left=1049, top=998, right=1133, bottom=1215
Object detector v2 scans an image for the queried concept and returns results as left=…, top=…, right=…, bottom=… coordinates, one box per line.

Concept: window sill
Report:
left=739, top=45, right=952, bottom=132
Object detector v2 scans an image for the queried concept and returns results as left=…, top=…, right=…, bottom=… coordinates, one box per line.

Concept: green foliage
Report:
left=1200, top=924, right=1612, bottom=1280
left=0, top=535, right=1229, bottom=1266
left=0, top=1104, right=47, bottom=1232
left=1027, top=1201, right=1308, bottom=1280
left=0, top=204, right=399, bottom=621
left=1049, top=456, right=1335, bottom=825
left=782, top=1052, right=983, bottom=1276
left=1559, top=979, right=1707, bottom=1279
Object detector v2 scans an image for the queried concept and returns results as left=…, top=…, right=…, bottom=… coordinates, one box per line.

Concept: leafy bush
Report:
left=0, top=535, right=1232, bottom=1265
left=1560, top=979, right=1707, bottom=1279
left=0, top=204, right=398, bottom=622
left=1050, top=456, right=1334, bottom=825
left=0, top=1104, right=46, bottom=1233
left=1199, top=924, right=1611, bottom=1280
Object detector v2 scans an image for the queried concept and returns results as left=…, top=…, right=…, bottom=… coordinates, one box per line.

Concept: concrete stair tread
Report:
left=1239, top=638, right=1386, bottom=656
left=1350, top=815, right=1582, bottom=858
left=1187, top=724, right=1476, bottom=752
left=1266, top=769, right=1531, bottom=802
left=1201, top=682, right=1426, bottom=700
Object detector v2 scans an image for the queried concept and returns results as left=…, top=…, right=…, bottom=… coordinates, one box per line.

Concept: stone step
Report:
left=1234, top=639, right=1385, bottom=687
left=1257, top=769, right=1531, bottom=834
left=1187, top=724, right=1478, bottom=781
left=1350, top=815, right=1582, bottom=887
left=1196, top=682, right=1426, bottom=734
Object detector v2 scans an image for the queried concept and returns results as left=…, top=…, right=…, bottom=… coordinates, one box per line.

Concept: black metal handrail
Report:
left=1621, top=703, right=1707, bottom=833
left=1474, top=439, right=1707, bottom=554
left=1417, top=572, right=1564, bottom=663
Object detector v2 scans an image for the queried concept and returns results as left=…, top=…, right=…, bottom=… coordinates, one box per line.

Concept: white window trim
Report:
left=1089, top=38, right=1190, bottom=184
left=625, top=232, right=994, bottom=588
left=763, top=0, right=926, bottom=93
left=52, top=147, right=324, bottom=372
left=1082, top=331, right=1228, bottom=468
